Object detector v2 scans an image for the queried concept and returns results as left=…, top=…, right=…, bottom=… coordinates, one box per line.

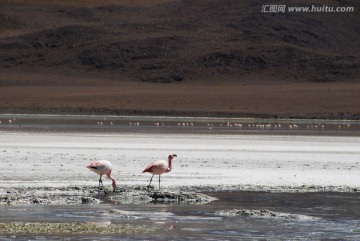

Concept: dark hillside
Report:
left=0, top=0, right=359, bottom=84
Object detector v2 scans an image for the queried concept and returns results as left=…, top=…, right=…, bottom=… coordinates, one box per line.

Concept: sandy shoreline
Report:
left=1, top=130, right=359, bottom=192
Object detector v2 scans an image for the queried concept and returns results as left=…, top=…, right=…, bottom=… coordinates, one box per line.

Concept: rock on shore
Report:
left=216, top=209, right=320, bottom=221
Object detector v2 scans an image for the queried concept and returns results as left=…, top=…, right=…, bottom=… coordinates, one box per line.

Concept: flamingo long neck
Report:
left=107, top=173, right=117, bottom=191
left=167, top=155, right=173, bottom=172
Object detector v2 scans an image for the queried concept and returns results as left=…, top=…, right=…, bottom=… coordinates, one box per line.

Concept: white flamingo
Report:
left=87, top=160, right=117, bottom=194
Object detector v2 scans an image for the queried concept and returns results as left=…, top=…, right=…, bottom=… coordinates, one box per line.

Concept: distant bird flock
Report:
left=93, top=120, right=351, bottom=131
left=0, top=117, right=353, bottom=131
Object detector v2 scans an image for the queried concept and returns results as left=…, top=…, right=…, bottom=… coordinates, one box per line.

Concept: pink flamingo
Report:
left=142, top=154, right=177, bottom=190
left=87, top=160, right=117, bottom=194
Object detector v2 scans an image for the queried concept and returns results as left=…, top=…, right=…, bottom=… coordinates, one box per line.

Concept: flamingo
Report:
left=142, top=154, right=177, bottom=190
left=87, top=160, right=117, bottom=194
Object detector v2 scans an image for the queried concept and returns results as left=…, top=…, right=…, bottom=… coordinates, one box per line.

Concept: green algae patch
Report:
left=0, top=222, right=160, bottom=235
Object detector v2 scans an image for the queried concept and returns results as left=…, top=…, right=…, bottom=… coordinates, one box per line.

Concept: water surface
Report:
left=1, top=191, right=360, bottom=240
left=0, top=114, right=359, bottom=135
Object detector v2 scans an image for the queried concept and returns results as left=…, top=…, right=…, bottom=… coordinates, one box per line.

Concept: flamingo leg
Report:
left=158, top=175, right=161, bottom=190
left=99, top=174, right=107, bottom=194
left=147, top=174, right=154, bottom=190
left=98, top=174, right=102, bottom=190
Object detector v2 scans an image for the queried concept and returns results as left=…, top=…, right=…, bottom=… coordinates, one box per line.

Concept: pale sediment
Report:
left=1, top=131, right=360, bottom=207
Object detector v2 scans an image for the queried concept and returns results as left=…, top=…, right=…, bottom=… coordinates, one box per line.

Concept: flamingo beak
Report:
left=172, top=154, right=177, bottom=157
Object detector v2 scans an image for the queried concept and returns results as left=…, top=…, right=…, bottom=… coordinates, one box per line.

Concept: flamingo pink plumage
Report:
left=142, top=154, right=177, bottom=190
left=87, top=160, right=117, bottom=194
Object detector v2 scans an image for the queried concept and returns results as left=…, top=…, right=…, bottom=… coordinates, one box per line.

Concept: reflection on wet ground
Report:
left=0, top=114, right=359, bottom=135
left=1, top=191, right=360, bottom=240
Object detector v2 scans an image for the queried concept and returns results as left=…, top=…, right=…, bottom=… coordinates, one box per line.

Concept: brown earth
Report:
left=0, top=0, right=359, bottom=118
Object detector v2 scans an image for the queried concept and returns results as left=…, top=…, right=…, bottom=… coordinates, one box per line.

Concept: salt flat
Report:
left=1, top=131, right=359, bottom=191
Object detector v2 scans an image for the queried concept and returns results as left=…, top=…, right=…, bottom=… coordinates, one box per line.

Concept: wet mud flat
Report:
left=0, top=186, right=216, bottom=206
left=1, top=187, right=360, bottom=240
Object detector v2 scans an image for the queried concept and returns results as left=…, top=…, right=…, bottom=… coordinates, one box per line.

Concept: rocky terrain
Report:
left=216, top=209, right=320, bottom=221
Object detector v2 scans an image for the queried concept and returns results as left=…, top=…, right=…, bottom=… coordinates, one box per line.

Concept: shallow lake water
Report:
left=1, top=191, right=360, bottom=240
left=0, top=114, right=359, bottom=135
left=0, top=114, right=359, bottom=240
